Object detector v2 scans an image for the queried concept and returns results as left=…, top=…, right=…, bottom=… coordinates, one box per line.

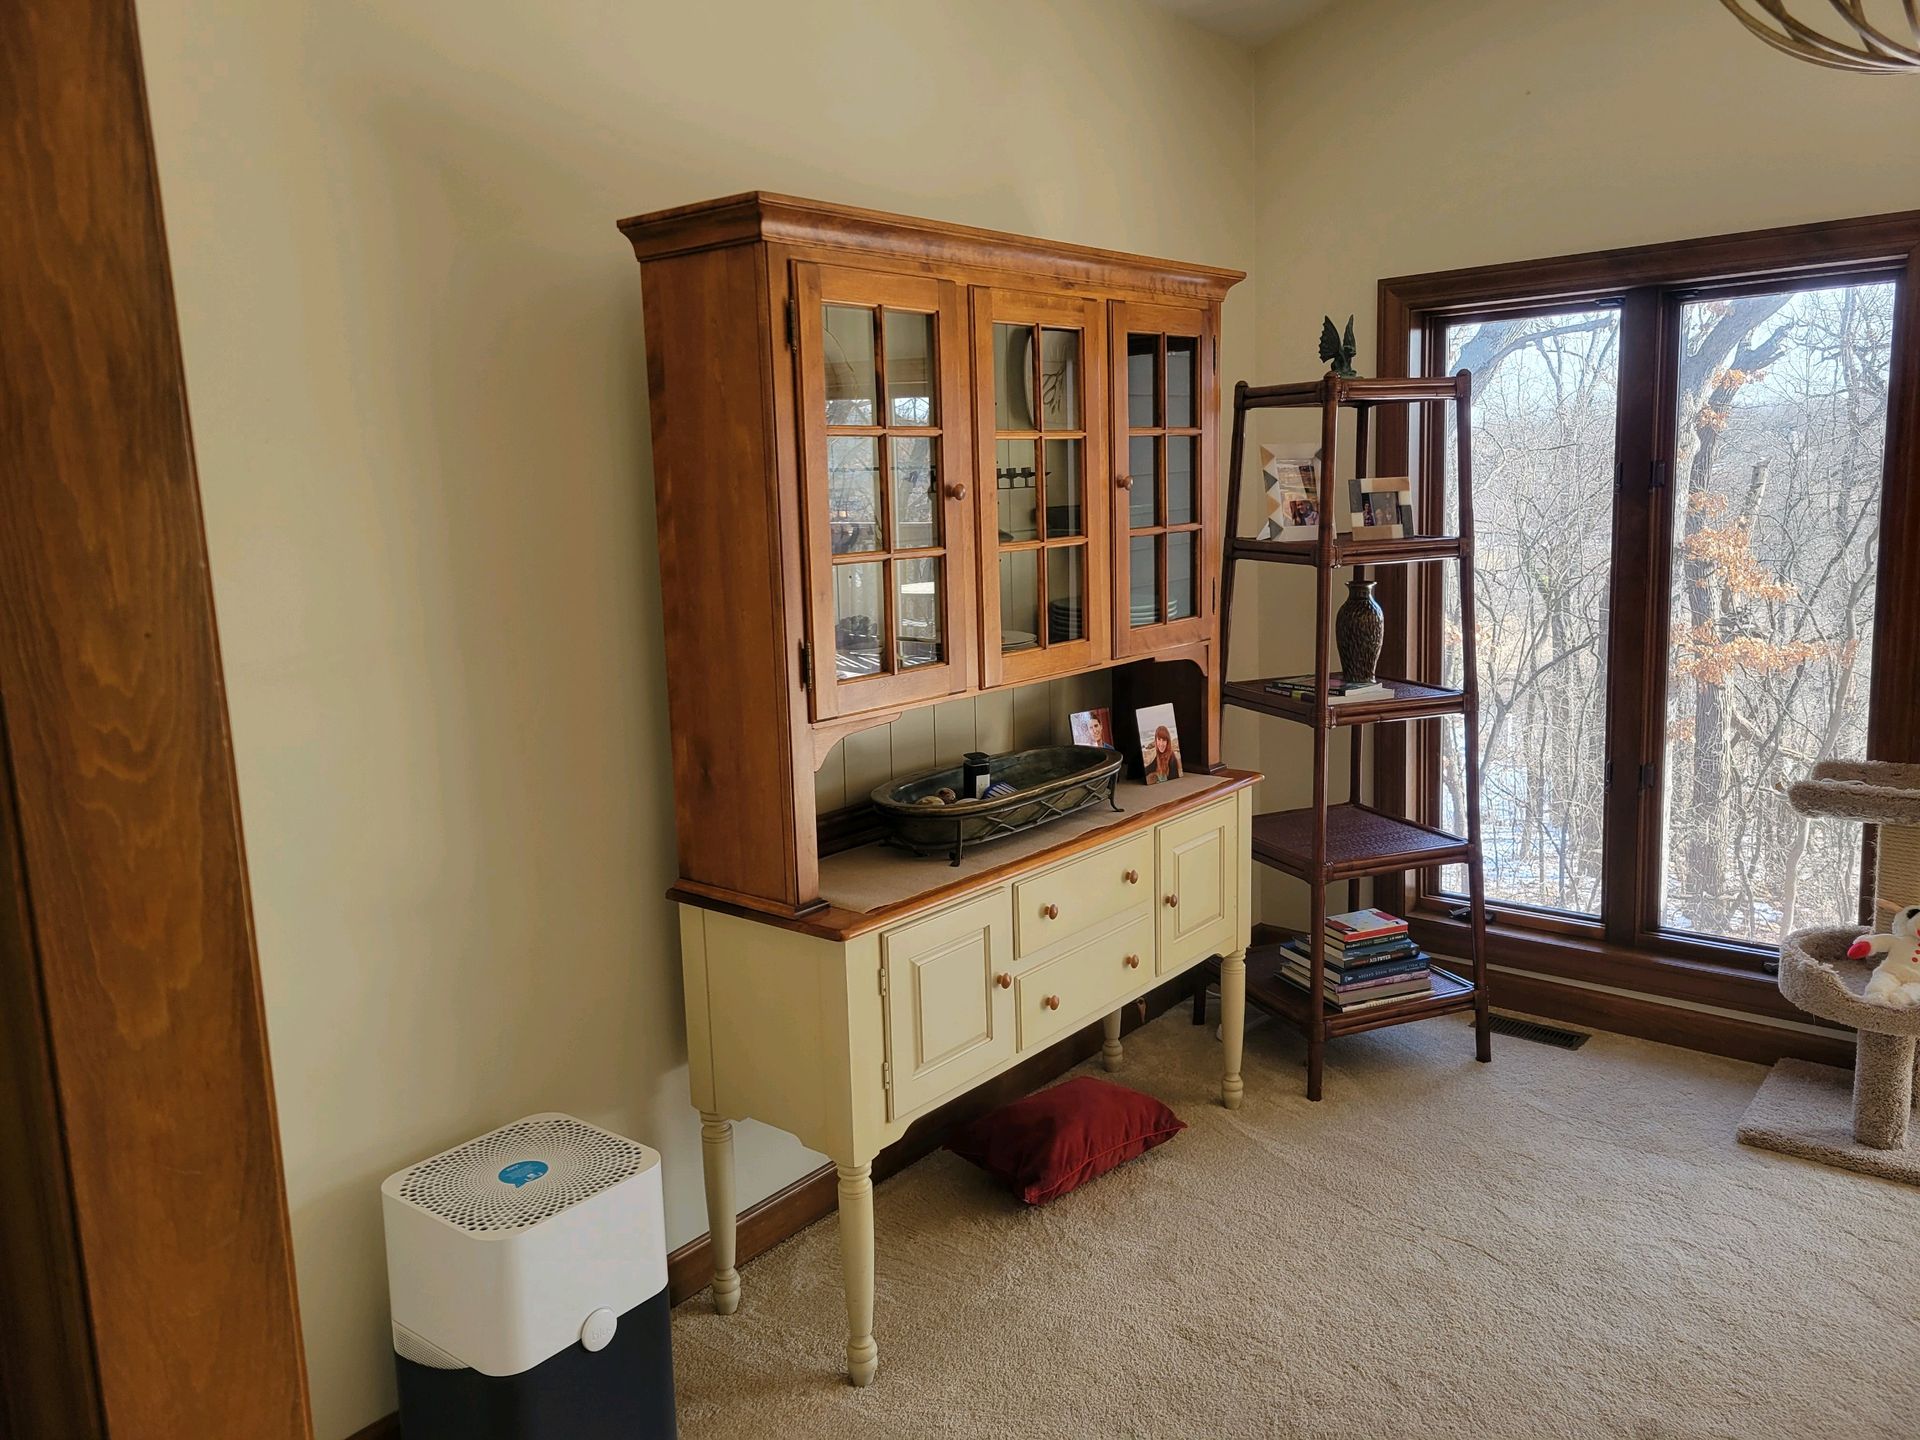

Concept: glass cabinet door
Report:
left=973, top=289, right=1109, bottom=686
left=795, top=264, right=975, bottom=719
left=1110, top=300, right=1215, bottom=657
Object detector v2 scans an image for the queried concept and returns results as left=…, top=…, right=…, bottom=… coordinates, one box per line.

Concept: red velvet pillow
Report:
left=945, top=1076, right=1185, bottom=1205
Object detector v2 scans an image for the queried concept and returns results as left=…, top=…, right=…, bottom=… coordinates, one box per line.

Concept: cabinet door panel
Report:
left=1156, top=801, right=1236, bottom=974
left=973, top=288, right=1110, bottom=688
left=881, top=891, right=1013, bottom=1120
left=796, top=264, right=976, bottom=720
left=1110, top=300, right=1217, bottom=658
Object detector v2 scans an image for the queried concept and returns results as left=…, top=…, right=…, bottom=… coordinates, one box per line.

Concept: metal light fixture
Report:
left=1720, top=0, right=1920, bottom=71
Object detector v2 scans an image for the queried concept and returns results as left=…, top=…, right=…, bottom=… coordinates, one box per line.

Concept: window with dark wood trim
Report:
left=1373, top=213, right=1920, bottom=1011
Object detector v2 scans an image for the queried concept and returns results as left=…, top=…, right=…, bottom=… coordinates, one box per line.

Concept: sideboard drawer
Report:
left=881, top=891, right=1015, bottom=1121
left=1012, top=831, right=1154, bottom=958
left=1014, top=906, right=1154, bottom=1052
left=1156, top=800, right=1237, bottom=974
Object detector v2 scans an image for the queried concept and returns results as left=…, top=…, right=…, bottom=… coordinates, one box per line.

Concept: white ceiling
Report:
left=1143, top=0, right=1336, bottom=44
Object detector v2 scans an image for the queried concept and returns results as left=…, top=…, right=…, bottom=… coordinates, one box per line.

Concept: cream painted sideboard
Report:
left=677, top=773, right=1255, bottom=1385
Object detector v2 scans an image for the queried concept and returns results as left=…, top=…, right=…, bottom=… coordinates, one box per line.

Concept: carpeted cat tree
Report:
left=1738, top=760, right=1920, bottom=1184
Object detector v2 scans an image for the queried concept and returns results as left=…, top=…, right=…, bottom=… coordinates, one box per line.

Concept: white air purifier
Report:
left=381, top=1113, right=676, bottom=1439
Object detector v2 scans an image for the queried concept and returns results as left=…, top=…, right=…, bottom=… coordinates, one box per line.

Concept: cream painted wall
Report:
left=137, top=2, right=1255, bottom=1434
left=1248, top=0, right=1920, bottom=928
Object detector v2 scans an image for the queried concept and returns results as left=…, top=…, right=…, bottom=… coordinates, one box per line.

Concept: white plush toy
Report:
left=1848, top=905, right=1920, bottom=1007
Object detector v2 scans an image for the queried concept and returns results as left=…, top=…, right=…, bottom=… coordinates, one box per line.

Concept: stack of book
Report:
left=1278, top=908, right=1432, bottom=1011
left=1263, top=673, right=1392, bottom=705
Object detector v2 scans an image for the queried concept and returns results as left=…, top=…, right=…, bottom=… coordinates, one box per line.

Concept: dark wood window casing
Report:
left=1374, top=211, right=1920, bottom=1020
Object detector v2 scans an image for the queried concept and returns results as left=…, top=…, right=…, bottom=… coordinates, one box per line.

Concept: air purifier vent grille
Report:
left=396, top=1116, right=649, bottom=1233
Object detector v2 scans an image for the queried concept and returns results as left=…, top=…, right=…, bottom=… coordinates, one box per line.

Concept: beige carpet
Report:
left=670, top=1010, right=1920, bottom=1439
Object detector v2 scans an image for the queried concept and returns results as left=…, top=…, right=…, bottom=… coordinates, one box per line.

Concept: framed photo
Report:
left=1349, top=473, right=1410, bottom=539
left=1070, top=707, right=1114, bottom=750
left=1136, top=703, right=1182, bottom=785
left=1257, top=444, right=1319, bottom=542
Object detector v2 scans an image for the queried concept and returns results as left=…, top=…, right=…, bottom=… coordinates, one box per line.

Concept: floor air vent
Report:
left=1487, top=1014, right=1590, bottom=1050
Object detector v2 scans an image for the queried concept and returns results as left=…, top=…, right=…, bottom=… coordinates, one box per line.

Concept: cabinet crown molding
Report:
left=617, top=190, right=1244, bottom=302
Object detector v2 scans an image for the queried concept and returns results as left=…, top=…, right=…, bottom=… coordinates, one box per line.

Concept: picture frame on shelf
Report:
left=1136, top=703, right=1182, bottom=785
left=1347, top=474, right=1410, bottom=539
left=1070, top=707, right=1115, bottom=750
left=1257, top=443, right=1320, bottom=541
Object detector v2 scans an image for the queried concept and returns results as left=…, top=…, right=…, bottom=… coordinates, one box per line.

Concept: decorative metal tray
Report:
left=871, top=745, right=1123, bottom=865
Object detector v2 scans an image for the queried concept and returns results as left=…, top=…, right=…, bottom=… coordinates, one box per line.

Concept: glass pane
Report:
left=883, top=310, right=936, bottom=426
left=833, top=562, right=883, bottom=678
left=1039, top=327, right=1080, bottom=431
left=827, top=436, right=881, bottom=555
left=1167, top=335, right=1196, bottom=428
left=1043, top=439, right=1084, bottom=538
left=999, top=550, right=1039, bottom=652
left=993, top=323, right=1035, bottom=431
left=995, top=438, right=1039, bottom=543
left=1166, top=435, right=1195, bottom=525
left=1166, top=531, right=1196, bottom=621
left=1128, top=436, right=1158, bottom=528
left=823, top=305, right=876, bottom=426
left=891, top=436, right=940, bottom=549
left=1436, top=308, right=1620, bottom=915
left=1127, top=335, right=1157, bottom=428
left=896, top=557, right=943, bottom=669
left=1657, top=281, right=1893, bottom=944
left=1047, top=546, right=1085, bottom=643
left=1128, top=535, right=1159, bottom=630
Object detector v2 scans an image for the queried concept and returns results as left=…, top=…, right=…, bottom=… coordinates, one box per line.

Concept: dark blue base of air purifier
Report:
left=395, top=1286, right=676, bottom=1440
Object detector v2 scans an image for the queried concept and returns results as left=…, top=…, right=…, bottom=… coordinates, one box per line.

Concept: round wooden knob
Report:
left=1124, top=954, right=1141, bottom=970
left=1123, top=868, right=1139, bottom=885
left=1164, top=893, right=1179, bottom=908
left=995, top=972, right=1012, bottom=989
left=1116, top=474, right=1134, bottom=491
left=1043, top=995, right=1061, bottom=1011
left=946, top=481, right=968, bottom=500
left=1042, top=903, right=1059, bottom=920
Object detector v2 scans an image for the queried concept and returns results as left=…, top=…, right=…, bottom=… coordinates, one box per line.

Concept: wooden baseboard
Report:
left=1249, top=923, right=1852, bottom=1070
left=346, top=972, right=1198, bottom=1440
left=1484, top=966, right=1853, bottom=1069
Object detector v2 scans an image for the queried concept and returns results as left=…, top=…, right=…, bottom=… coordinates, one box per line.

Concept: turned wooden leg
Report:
left=699, top=1113, right=740, bottom=1315
left=835, top=1161, right=879, bottom=1386
left=1102, top=1010, right=1124, bottom=1071
left=1219, top=949, right=1247, bottom=1110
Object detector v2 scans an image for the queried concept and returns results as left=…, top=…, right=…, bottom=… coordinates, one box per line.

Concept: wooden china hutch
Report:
left=619, top=193, right=1252, bottom=1386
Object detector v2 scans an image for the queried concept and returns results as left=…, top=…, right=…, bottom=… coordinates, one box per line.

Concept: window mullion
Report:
left=1600, top=286, right=1670, bottom=947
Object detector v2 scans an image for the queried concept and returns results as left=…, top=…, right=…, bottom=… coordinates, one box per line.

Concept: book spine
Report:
left=1279, top=964, right=1430, bottom=997
left=1329, top=958, right=1431, bottom=983
left=1284, top=942, right=1424, bottom=973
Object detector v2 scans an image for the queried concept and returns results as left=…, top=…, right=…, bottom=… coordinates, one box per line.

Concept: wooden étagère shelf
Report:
left=1216, top=371, right=1491, bottom=1098
left=1222, top=674, right=1466, bottom=728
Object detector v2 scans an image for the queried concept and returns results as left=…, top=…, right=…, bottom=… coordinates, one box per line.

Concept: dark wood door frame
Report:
left=1373, top=210, right=1920, bottom=1023
left=0, top=1, right=313, bottom=1436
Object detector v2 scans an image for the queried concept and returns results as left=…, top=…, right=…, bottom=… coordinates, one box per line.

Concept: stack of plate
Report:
left=1047, top=596, right=1084, bottom=643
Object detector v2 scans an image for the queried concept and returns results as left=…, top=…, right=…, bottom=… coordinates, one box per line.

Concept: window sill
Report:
left=1407, top=910, right=1805, bottom=1026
